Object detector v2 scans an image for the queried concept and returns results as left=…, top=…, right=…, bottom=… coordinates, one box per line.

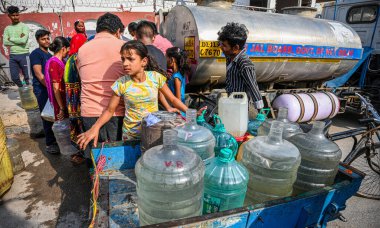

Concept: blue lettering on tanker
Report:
left=245, top=43, right=363, bottom=59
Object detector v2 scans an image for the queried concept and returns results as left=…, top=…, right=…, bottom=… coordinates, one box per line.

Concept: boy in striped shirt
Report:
left=217, top=22, right=263, bottom=113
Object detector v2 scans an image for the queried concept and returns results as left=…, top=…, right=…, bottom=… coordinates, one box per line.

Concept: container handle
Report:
left=229, top=92, right=248, bottom=102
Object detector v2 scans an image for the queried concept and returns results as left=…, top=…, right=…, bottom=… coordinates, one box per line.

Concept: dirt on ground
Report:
left=0, top=134, right=91, bottom=228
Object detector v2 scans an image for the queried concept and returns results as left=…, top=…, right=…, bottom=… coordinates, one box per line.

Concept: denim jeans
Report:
left=33, top=83, right=56, bottom=146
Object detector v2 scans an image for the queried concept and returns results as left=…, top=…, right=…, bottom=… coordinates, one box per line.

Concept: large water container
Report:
left=258, top=107, right=302, bottom=139
left=0, top=117, right=13, bottom=197
left=218, top=92, right=248, bottom=137
left=18, top=83, right=38, bottom=110
left=242, top=121, right=301, bottom=204
left=52, top=119, right=77, bottom=155
left=135, top=129, right=205, bottom=225
left=7, top=137, right=25, bottom=174
left=212, top=115, right=238, bottom=157
left=203, top=148, right=249, bottom=214
left=141, top=111, right=184, bottom=153
left=288, top=121, right=342, bottom=194
left=175, top=109, right=215, bottom=162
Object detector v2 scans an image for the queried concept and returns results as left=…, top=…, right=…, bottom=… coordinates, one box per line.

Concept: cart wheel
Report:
left=348, top=142, right=380, bottom=200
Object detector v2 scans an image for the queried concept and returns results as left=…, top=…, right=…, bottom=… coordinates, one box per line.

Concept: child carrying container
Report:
left=77, top=40, right=188, bottom=149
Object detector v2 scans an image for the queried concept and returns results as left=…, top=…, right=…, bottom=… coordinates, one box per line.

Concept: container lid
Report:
left=218, top=148, right=235, bottom=162
left=256, top=108, right=271, bottom=121
left=196, top=110, right=207, bottom=123
left=256, top=113, right=266, bottom=121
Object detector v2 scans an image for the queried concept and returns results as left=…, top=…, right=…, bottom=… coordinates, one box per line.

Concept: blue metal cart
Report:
left=91, top=142, right=364, bottom=228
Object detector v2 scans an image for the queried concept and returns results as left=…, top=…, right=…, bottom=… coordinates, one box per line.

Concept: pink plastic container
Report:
left=272, top=92, right=340, bottom=122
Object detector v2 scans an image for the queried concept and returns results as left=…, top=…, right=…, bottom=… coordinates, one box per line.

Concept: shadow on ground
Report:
left=0, top=134, right=91, bottom=227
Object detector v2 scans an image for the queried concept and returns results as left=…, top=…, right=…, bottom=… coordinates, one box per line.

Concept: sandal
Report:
left=70, top=152, right=85, bottom=165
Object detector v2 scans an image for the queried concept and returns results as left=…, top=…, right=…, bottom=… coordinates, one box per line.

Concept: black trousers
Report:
left=82, top=116, right=123, bottom=159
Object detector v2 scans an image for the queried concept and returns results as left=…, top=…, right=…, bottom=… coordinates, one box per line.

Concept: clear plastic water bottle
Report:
left=6, top=137, right=24, bottom=174
left=52, top=119, right=77, bottom=155
left=288, top=121, right=342, bottom=194
left=196, top=110, right=213, bottom=131
left=175, top=109, right=215, bottom=163
left=212, top=115, right=238, bottom=157
left=135, top=129, right=205, bottom=225
left=242, top=121, right=301, bottom=204
left=203, top=148, right=249, bottom=214
left=258, top=107, right=302, bottom=139
left=18, top=81, right=38, bottom=110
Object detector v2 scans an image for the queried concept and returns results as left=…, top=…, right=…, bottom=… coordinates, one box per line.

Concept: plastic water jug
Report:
left=141, top=111, right=184, bottom=153
left=175, top=109, right=215, bottom=163
left=135, top=129, right=205, bottom=225
left=218, top=92, right=248, bottom=137
left=287, top=121, right=342, bottom=194
left=242, top=121, right=301, bottom=204
left=18, top=83, right=38, bottom=110
left=6, top=138, right=24, bottom=174
left=248, top=108, right=270, bottom=136
left=196, top=110, right=213, bottom=131
left=212, top=115, right=238, bottom=157
left=203, top=148, right=249, bottom=214
left=258, top=107, right=302, bottom=139
left=52, top=119, right=77, bottom=155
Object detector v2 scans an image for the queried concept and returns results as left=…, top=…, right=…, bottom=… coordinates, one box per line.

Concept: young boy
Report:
left=3, top=6, right=30, bottom=87
left=217, top=22, right=263, bottom=112
left=29, top=29, right=59, bottom=154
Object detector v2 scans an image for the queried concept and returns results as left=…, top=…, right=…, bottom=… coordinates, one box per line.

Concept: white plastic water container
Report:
left=52, top=119, right=77, bottom=155
left=218, top=92, right=248, bottom=137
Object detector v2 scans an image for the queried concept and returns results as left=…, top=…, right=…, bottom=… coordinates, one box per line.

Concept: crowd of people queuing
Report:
left=3, top=6, right=263, bottom=167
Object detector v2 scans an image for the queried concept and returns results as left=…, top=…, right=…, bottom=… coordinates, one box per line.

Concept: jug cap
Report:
left=256, top=108, right=271, bottom=121
left=196, top=110, right=207, bottom=123
left=218, top=148, right=235, bottom=163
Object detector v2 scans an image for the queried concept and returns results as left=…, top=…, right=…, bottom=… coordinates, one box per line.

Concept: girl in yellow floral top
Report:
left=77, top=40, right=188, bottom=149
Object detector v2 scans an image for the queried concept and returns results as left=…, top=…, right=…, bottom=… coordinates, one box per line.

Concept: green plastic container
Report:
left=212, top=115, right=238, bottom=157
left=196, top=110, right=213, bottom=131
left=203, top=148, right=249, bottom=214
left=248, top=108, right=270, bottom=136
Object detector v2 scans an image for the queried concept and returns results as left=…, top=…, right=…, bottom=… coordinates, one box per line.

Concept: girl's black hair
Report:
left=49, top=36, right=70, bottom=53
left=74, top=20, right=84, bottom=33
left=166, top=47, right=190, bottom=76
left=120, top=40, right=166, bottom=76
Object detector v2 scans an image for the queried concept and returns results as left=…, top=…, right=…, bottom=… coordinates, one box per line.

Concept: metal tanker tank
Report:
left=162, top=6, right=362, bottom=86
